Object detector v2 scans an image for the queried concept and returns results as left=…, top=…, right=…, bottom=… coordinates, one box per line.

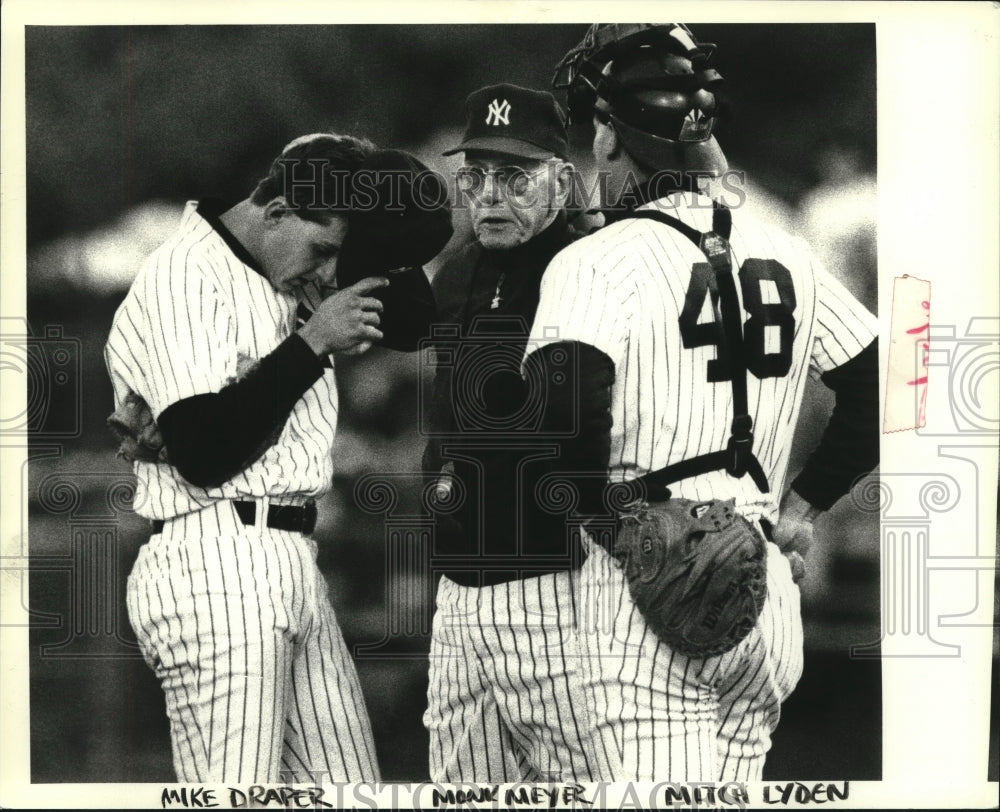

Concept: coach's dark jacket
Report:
left=423, top=212, right=585, bottom=586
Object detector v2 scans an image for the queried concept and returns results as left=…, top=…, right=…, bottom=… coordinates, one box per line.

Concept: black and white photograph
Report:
left=1, top=2, right=997, bottom=809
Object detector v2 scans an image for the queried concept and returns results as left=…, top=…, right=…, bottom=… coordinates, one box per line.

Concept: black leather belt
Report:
left=152, top=501, right=317, bottom=536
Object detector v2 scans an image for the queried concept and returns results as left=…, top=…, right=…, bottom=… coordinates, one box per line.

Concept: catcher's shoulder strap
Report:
left=624, top=203, right=770, bottom=496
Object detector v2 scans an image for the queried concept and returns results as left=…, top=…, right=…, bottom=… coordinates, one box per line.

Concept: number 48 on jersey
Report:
left=679, top=258, right=796, bottom=381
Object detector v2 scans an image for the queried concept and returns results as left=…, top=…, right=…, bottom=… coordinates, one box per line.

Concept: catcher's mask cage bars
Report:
left=553, top=23, right=724, bottom=140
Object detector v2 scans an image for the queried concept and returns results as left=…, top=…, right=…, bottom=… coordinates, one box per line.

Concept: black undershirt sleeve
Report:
left=524, top=340, right=615, bottom=522
left=791, top=338, right=880, bottom=511
left=158, top=333, right=326, bottom=489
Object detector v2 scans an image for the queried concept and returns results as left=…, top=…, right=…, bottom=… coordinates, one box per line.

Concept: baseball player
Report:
left=521, top=24, right=879, bottom=781
left=421, top=84, right=601, bottom=782
left=104, top=134, right=450, bottom=783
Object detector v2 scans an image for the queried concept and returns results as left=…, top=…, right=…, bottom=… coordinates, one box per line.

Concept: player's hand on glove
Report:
left=773, top=489, right=821, bottom=584
left=107, top=391, right=168, bottom=464
left=298, top=277, right=388, bottom=356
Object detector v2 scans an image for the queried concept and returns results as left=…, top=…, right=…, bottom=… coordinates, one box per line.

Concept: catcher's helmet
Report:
left=553, top=24, right=726, bottom=171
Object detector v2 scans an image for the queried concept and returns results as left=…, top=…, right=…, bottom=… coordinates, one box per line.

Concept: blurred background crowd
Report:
left=20, top=23, right=900, bottom=783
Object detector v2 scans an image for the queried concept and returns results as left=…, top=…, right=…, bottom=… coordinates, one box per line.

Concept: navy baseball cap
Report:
left=444, top=83, right=569, bottom=160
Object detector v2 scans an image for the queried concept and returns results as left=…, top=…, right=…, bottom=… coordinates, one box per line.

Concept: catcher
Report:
left=522, top=24, right=879, bottom=781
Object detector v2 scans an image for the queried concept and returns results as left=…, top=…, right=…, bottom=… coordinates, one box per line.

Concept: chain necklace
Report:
left=490, top=272, right=506, bottom=310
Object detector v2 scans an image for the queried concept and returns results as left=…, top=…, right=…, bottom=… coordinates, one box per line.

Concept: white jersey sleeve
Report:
left=809, top=257, right=878, bottom=378
left=526, top=241, right=634, bottom=366
left=131, top=258, right=237, bottom=419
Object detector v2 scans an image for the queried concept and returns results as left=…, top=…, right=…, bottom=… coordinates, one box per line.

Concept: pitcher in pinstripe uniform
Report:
left=103, top=134, right=439, bottom=783
left=522, top=24, right=880, bottom=781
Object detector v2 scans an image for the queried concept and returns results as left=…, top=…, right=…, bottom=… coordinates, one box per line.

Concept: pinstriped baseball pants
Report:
left=424, top=572, right=601, bottom=782
left=126, top=501, right=379, bottom=783
left=579, top=536, right=804, bottom=782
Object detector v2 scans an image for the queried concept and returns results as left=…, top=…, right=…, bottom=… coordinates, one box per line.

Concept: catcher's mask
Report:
left=553, top=24, right=725, bottom=167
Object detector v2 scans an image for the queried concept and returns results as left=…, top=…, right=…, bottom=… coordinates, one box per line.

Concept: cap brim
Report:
left=442, top=136, right=557, bottom=160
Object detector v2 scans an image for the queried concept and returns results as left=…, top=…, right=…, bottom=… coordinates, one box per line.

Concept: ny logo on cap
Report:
left=485, top=98, right=511, bottom=126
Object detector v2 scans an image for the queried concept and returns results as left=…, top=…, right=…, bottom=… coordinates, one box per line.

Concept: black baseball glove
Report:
left=336, top=149, right=454, bottom=351
left=614, top=498, right=768, bottom=658
left=107, top=391, right=168, bottom=464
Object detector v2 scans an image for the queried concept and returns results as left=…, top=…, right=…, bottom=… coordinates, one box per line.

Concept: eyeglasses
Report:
left=456, top=164, right=550, bottom=197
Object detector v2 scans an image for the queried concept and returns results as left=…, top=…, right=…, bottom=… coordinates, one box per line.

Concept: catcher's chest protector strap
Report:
left=624, top=204, right=770, bottom=496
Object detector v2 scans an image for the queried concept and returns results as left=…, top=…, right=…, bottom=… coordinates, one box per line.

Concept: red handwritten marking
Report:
left=906, top=312, right=930, bottom=403
left=884, top=276, right=931, bottom=432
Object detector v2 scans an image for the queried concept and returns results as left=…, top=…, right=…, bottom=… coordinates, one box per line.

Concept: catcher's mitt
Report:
left=614, top=498, right=768, bottom=658
left=107, top=391, right=168, bottom=464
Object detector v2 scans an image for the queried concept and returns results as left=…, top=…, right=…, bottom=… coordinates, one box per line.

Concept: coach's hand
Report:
left=298, top=277, right=388, bottom=356
left=773, top=489, right=821, bottom=584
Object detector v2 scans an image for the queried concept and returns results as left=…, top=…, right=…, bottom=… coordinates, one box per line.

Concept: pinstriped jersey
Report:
left=526, top=190, right=877, bottom=524
left=105, top=201, right=338, bottom=520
